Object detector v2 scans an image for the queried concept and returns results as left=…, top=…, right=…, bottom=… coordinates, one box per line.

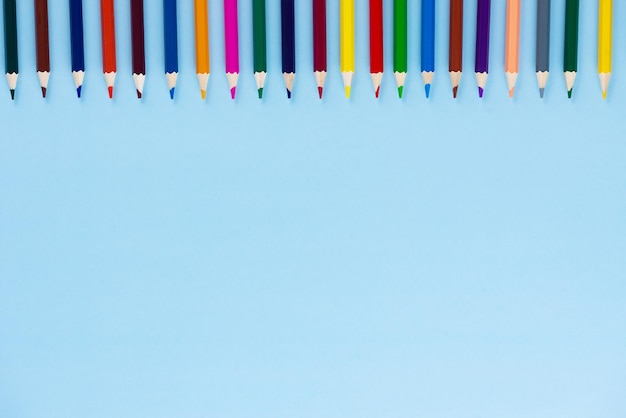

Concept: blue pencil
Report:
left=421, top=0, right=435, bottom=98
left=69, top=0, right=84, bottom=97
left=281, top=0, right=295, bottom=98
left=163, top=0, right=178, bottom=99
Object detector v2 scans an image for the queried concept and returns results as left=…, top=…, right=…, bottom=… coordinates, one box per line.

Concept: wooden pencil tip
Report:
left=258, top=88, right=264, bottom=99
left=567, top=89, right=572, bottom=99
left=452, top=86, right=458, bottom=99
left=478, top=87, right=484, bottom=98
left=318, top=86, right=323, bottom=99
left=397, top=86, right=403, bottom=99
left=169, top=88, right=175, bottom=100
left=76, top=86, right=82, bottom=98
left=136, top=90, right=142, bottom=99
left=539, top=88, right=545, bottom=99
left=200, top=89, right=206, bottom=100
left=345, top=87, right=351, bottom=99
left=508, top=88, right=515, bottom=98
left=41, top=87, right=47, bottom=98
left=230, top=87, right=237, bottom=100
left=286, top=88, right=292, bottom=99
left=108, top=86, right=113, bottom=99
left=10, top=89, right=15, bottom=100
left=425, top=84, right=431, bottom=98
left=602, top=91, right=607, bottom=100
left=375, top=86, right=380, bottom=99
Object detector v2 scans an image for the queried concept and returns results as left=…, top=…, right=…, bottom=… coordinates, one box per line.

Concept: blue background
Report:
left=1, top=1, right=625, bottom=417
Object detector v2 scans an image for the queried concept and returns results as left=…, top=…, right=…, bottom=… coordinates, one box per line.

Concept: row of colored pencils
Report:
left=0, top=0, right=613, bottom=100
left=443, top=0, right=607, bottom=99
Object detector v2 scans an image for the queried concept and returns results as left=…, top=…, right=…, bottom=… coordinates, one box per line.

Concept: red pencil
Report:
left=100, top=0, right=117, bottom=98
left=369, top=0, right=383, bottom=98
left=312, top=0, right=326, bottom=98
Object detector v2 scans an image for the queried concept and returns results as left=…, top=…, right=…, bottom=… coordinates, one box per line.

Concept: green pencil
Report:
left=393, top=0, right=407, bottom=98
left=252, top=0, right=267, bottom=98
left=563, top=0, right=579, bottom=98
left=3, top=0, right=18, bottom=100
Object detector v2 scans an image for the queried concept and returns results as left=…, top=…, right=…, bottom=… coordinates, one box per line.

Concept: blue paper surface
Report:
left=1, top=1, right=625, bottom=417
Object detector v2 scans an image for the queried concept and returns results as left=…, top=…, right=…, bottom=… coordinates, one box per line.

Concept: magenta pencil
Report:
left=224, top=0, right=239, bottom=99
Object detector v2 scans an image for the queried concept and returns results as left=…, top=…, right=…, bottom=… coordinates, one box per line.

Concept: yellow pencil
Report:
left=194, top=0, right=210, bottom=99
left=340, top=0, right=355, bottom=98
left=598, top=0, right=612, bottom=99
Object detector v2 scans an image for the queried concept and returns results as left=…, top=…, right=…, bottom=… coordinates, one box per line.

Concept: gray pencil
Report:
left=536, top=0, right=550, bottom=98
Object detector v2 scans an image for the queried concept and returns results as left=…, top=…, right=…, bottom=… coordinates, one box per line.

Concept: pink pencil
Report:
left=224, top=0, right=239, bottom=99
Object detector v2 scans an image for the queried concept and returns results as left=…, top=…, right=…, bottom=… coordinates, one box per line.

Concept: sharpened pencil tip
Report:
left=478, top=87, right=484, bottom=98
left=452, top=86, right=458, bottom=99
left=231, top=87, right=237, bottom=100
left=397, top=86, right=403, bottom=99
left=286, top=88, right=292, bottom=99
left=318, top=86, right=323, bottom=99
left=169, top=88, right=175, bottom=100
left=108, top=86, right=113, bottom=99
left=258, top=88, right=263, bottom=99
left=375, top=86, right=380, bottom=99
left=345, top=87, right=351, bottom=99
left=602, top=91, right=607, bottom=100
left=201, top=89, right=206, bottom=100
left=539, top=88, right=545, bottom=99
left=509, top=88, right=515, bottom=98
left=567, top=89, right=572, bottom=99
left=136, top=90, right=142, bottom=99
left=76, top=86, right=82, bottom=98
left=425, top=84, right=431, bottom=98
left=10, top=89, right=15, bottom=100
left=41, top=87, right=47, bottom=98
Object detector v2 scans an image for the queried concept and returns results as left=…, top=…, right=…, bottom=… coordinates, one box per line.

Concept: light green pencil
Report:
left=393, top=0, right=407, bottom=98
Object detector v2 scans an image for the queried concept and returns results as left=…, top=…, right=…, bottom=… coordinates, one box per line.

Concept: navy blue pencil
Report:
left=69, top=0, right=84, bottom=97
left=281, top=0, right=295, bottom=98
left=163, top=0, right=178, bottom=99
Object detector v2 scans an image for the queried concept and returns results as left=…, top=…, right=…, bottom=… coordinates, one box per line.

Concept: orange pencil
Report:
left=505, top=0, right=520, bottom=97
left=100, top=0, right=117, bottom=98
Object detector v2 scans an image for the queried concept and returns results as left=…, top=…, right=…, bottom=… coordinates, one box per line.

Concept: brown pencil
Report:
left=35, top=0, right=50, bottom=97
left=449, top=0, right=463, bottom=98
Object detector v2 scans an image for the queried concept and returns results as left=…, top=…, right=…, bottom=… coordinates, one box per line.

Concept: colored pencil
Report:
left=505, top=0, right=521, bottom=98
left=253, top=0, right=267, bottom=98
left=224, top=0, right=239, bottom=99
left=598, top=0, right=612, bottom=99
left=563, top=0, right=579, bottom=98
left=313, top=0, right=327, bottom=99
left=394, top=0, right=407, bottom=98
left=194, top=0, right=210, bottom=99
left=421, top=0, right=435, bottom=98
left=281, top=0, right=295, bottom=98
left=369, top=0, right=383, bottom=98
left=163, top=0, right=178, bottom=99
left=3, top=0, right=18, bottom=100
left=449, top=0, right=463, bottom=98
left=34, top=0, right=50, bottom=98
left=340, top=0, right=355, bottom=98
left=100, top=0, right=116, bottom=99
left=536, top=0, right=550, bottom=98
left=69, top=0, right=85, bottom=98
left=131, top=0, right=145, bottom=99
left=475, top=0, right=490, bottom=98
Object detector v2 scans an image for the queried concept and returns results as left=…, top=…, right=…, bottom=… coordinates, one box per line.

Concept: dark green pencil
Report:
left=252, top=0, right=267, bottom=98
left=3, top=0, right=18, bottom=99
left=563, top=0, right=579, bottom=98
